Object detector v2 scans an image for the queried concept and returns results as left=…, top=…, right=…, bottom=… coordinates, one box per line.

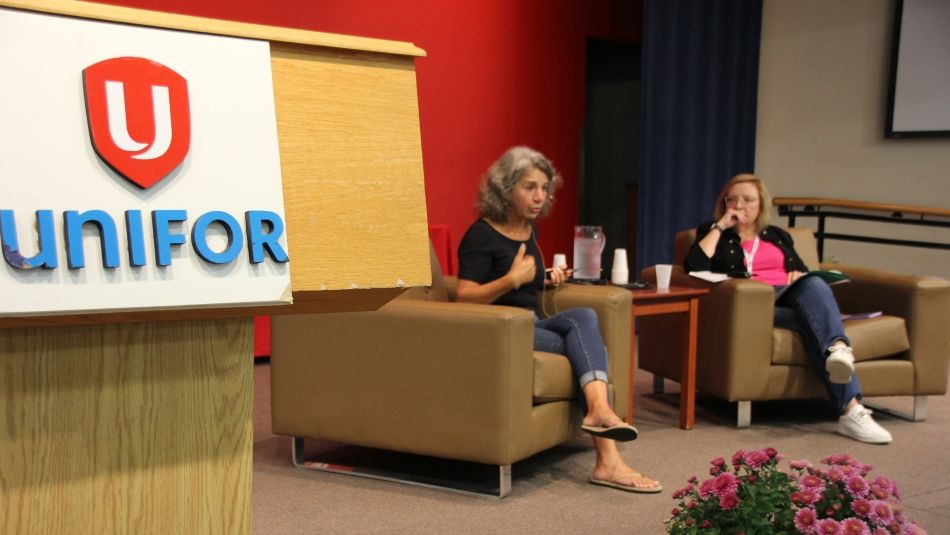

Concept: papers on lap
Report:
left=775, top=269, right=850, bottom=300
left=689, top=269, right=852, bottom=302
left=688, top=271, right=730, bottom=283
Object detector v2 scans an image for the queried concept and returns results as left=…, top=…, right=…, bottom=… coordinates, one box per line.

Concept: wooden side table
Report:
left=625, top=286, right=708, bottom=430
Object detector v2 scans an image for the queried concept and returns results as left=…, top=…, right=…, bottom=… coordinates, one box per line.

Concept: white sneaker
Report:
left=837, top=405, right=892, bottom=444
left=826, top=345, right=855, bottom=384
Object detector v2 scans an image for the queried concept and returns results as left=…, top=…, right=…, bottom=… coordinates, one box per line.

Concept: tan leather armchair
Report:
left=638, top=227, right=950, bottom=427
left=270, top=249, right=631, bottom=497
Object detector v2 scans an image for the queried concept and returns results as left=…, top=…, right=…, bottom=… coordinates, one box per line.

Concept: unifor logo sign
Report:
left=1, top=55, right=288, bottom=271
left=0, top=9, right=289, bottom=315
left=83, top=57, right=191, bottom=189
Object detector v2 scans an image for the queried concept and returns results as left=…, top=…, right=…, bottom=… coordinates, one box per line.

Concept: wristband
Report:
left=712, top=223, right=726, bottom=234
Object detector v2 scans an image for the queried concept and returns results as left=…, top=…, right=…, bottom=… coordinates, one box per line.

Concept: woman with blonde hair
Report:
left=456, top=146, right=661, bottom=493
left=684, top=174, right=892, bottom=444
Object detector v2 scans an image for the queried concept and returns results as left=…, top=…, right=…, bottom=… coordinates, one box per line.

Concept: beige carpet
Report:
left=252, top=360, right=950, bottom=535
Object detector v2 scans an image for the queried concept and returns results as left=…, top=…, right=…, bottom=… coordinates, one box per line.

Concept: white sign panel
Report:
left=0, top=8, right=291, bottom=316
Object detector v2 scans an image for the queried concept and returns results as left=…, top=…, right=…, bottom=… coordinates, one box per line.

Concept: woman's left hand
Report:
left=546, top=266, right=570, bottom=286
left=786, top=270, right=805, bottom=284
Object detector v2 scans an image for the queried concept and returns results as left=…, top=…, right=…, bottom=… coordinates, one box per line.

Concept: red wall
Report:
left=94, top=0, right=640, bottom=268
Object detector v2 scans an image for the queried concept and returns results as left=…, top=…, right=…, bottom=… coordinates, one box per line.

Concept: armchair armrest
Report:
left=824, top=263, right=950, bottom=395
left=637, top=265, right=776, bottom=402
left=688, top=278, right=777, bottom=401
left=538, top=283, right=632, bottom=416
left=270, top=299, right=537, bottom=466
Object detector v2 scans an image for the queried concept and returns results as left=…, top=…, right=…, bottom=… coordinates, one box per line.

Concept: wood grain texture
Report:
left=271, top=42, right=430, bottom=291
left=0, top=319, right=254, bottom=535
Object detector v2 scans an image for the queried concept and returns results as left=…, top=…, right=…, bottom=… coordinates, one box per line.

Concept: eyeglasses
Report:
left=724, top=195, right=759, bottom=206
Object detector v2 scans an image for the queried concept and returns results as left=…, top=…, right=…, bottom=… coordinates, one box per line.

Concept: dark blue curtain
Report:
left=636, top=0, right=762, bottom=272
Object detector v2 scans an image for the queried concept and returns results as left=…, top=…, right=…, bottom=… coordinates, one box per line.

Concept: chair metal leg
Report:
left=737, top=401, right=751, bottom=428
left=862, top=396, right=927, bottom=422
left=913, top=396, right=928, bottom=421
left=291, top=436, right=512, bottom=498
left=653, top=375, right=665, bottom=394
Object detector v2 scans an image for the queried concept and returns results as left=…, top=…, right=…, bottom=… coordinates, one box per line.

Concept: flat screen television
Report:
left=885, top=0, right=950, bottom=138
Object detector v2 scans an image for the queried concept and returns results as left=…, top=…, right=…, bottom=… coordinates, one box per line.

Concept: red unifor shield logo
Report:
left=83, top=57, right=190, bottom=189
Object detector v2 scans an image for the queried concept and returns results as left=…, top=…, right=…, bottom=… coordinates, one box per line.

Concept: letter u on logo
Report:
left=83, top=57, right=191, bottom=189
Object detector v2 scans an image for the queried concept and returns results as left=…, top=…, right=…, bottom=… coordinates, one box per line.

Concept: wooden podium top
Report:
left=1, top=0, right=426, bottom=57
left=0, top=1, right=433, bottom=327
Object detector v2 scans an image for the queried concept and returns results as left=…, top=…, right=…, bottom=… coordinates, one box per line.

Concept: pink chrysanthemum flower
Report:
left=800, top=474, right=825, bottom=489
left=710, top=456, right=726, bottom=468
left=872, top=476, right=892, bottom=491
left=839, top=465, right=857, bottom=477
left=794, top=487, right=823, bottom=506
left=764, top=446, right=778, bottom=458
left=822, top=453, right=856, bottom=467
left=790, top=459, right=813, bottom=470
left=840, top=518, right=871, bottom=535
left=732, top=449, right=745, bottom=470
left=851, top=498, right=872, bottom=517
left=671, top=484, right=693, bottom=499
left=719, top=491, right=739, bottom=510
left=744, top=449, right=770, bottom=470
left=816, top=518, right=843, bottom=535
left=794, top=508, right=819, bottom=534
left=698, top=478, right=715, bottom=499
left=867, top=500, right=894, bottom=525
left=710, top=472, right=740, bottom=499
left=846, top=475, right=870, bottom=497
left=826, top=467, right=845, bottom=482
left=871, top=528, right=889, bottom=535
left=869, top=483, right=889, bottom=500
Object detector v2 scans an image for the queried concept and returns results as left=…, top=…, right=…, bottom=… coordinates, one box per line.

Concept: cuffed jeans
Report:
left=774, top=276, right=861, bottom=414
left=534, top=307, right=610, bottom=409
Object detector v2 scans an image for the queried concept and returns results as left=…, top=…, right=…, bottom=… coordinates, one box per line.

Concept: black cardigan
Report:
left=683, top=222, right=809, bottom=275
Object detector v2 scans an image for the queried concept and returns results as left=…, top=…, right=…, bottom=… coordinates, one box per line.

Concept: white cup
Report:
left=552, top=253, right=567, bottom=270
left=655, top=264, right=673, bottom=290
left=611, top=249, right=629, bottom=284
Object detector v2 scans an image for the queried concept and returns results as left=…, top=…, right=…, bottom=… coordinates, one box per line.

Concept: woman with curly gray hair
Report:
left=456, top=146, right=661, bottom=493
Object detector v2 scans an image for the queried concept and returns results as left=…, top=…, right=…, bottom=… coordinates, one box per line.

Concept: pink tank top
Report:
left=742, top=238, right=787, bottom=287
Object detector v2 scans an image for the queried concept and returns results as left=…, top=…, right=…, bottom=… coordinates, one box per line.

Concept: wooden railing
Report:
left=772, top=197, right=950, bottom=261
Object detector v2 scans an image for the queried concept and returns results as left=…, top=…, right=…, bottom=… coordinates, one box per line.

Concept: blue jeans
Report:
left=774, top=276, right=861, bottom=413
left=534, top=308, right=610, bottom=401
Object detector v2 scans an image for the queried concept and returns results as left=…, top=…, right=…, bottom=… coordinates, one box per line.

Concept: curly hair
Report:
left=475, top=146, right=563, bottom=222
left=713, top=173, right=772, bottom=231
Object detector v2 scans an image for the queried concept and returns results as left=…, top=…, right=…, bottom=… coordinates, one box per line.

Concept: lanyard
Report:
left=743, top=236, right=760, bottom=276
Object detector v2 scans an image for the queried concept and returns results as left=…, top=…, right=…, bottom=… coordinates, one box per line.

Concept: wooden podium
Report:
left=0, top=1, right=430, bottom=533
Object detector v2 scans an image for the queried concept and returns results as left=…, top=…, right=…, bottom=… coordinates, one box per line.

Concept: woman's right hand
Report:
left=508, top=243, right=536, bottom=289
left=718, top=208, right=747, bottom=230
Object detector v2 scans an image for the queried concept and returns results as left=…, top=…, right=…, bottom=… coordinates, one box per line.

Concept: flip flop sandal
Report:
left=580, top=421, right=639, bottom=442
left=589, top=472, right=663, bottom=494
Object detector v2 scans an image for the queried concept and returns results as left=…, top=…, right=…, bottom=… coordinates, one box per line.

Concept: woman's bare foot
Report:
left=582, top=407, right=625, bottom=429
left=591, top=460, right=662, bottom=493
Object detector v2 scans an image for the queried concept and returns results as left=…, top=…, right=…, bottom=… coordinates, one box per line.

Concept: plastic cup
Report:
left=552, top=253, right=568, bottom=270
left=611, top=249, right=629, bottom=284
left=656, top=264, right=673, bottom=290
